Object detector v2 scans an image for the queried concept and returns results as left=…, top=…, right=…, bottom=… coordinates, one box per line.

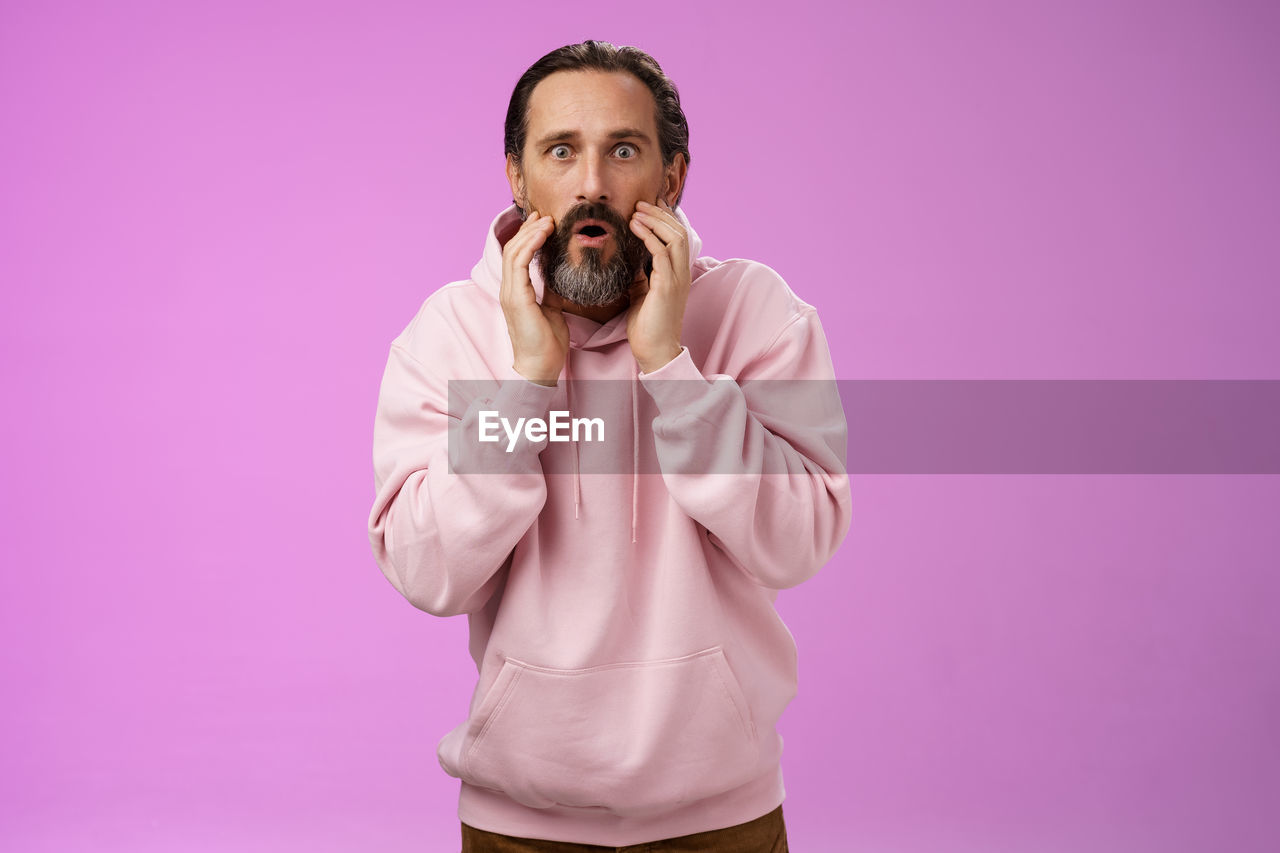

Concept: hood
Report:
left=470, top=204, right=704, bottom=351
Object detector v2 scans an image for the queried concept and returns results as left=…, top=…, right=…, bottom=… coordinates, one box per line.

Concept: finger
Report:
left=632, top=206, right=687, bottom=252
left=628, top=216, right=674, bottom=268
left=506, top=210, right=552, bottom=252
left=633, top=207, right=688, bottom=277
left=502, top=211, right=542, bottom=281
left=628, top=215, right=667, bottom=255
left=635, top=199, right=682, bottom=231
left=503, top=214, right=554, bottom=304
left=515, top=218, right=553, bottom=268
left=510, top=212, right=554, bottom=259
left=629, top=219, right=675, bottom=290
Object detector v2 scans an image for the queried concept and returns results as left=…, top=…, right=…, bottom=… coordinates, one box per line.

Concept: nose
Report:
left=576, top=151, right=609, bottom=204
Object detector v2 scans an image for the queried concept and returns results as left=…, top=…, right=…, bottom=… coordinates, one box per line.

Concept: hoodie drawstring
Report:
left=631, top=370, right=638, bottom=544
left=565, top=347, right=580, bottom=520
left=564, top=335, right=638, bottom=544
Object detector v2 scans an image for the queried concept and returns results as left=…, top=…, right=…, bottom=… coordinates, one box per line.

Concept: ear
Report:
left=506, top=154, right=527, bottom=211
left=661, top=153, right=689, bottom=207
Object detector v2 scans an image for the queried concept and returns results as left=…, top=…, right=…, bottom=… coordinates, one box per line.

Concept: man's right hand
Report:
left=500, top=210, right=568, bottom=387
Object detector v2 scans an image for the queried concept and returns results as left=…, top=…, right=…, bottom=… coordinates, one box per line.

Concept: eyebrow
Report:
left=534, top=128, right=652, bottom=148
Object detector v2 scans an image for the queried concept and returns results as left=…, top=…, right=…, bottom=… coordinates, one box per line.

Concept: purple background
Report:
left=2, top=1, right=1277, bottom=850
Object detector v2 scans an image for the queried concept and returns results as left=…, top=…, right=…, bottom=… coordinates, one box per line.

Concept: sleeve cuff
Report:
left=449, top=366, right=560, bottom=471
left=494, top=361, right=560, bottom=415
left=637, top=346, right=724, bottom=415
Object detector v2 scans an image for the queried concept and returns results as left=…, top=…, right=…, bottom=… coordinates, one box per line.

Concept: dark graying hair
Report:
left=505, top=40, right=691, bottom=207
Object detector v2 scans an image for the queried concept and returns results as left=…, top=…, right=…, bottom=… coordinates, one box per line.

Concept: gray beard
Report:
left=546, top=245, right=635, bottom=307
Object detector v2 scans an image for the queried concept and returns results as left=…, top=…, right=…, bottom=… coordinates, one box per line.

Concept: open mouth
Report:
left=573, top=219, right=611, bottom=239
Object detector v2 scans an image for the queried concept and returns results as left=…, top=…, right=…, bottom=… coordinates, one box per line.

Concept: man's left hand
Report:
left=626, top=198, right=690, bottom=373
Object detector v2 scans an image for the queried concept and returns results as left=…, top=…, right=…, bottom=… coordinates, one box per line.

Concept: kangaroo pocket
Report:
left=441, top=646, right=760, bottom=817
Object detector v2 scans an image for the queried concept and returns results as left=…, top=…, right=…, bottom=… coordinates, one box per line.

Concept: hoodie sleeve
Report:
left=637, top=304, right=851, bottom=590
left=367, top=340, right=558, bottom=617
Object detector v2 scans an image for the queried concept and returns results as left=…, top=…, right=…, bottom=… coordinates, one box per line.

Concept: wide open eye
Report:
left=615, top=144, right=637, bottom=159
left=551, top=145, right=571, bottom=159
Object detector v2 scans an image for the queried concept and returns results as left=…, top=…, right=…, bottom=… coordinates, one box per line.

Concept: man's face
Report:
left=506, top=70, right=686, bottom=307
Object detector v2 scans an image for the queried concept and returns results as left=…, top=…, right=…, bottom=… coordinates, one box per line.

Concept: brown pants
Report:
left=460, top=805, right=788, bottom=852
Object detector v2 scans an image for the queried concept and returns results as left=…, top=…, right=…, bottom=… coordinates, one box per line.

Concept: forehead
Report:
left=525, top=70, right=658, bottom=144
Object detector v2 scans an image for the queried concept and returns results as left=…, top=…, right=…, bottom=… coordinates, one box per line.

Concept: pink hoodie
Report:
left=367, top=204, right=851, bottom=846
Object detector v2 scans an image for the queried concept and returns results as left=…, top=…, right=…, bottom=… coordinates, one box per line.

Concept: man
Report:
left=368, top=41, right=850, bottom=851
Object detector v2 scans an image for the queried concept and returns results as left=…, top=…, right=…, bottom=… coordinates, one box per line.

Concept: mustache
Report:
left=547, top=202, right=652, bottom=275
left=555, top=201, right=630, bottom=241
